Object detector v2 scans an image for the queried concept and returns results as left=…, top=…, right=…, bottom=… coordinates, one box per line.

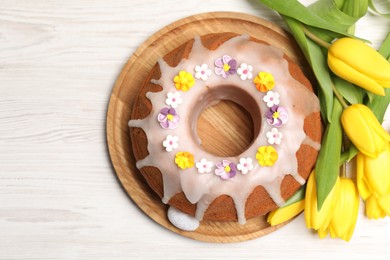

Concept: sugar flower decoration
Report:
left=165, top=92, right=183, bottom=108
left=157, top=107, right=180, bottom=129
left=215, top=55, right=237, bottom=78
left=253, top=72, right=275, bottom=92
left=162, top=135, right=179, bottom=152
left=195, top=158, right=213, bottom=174
left=237, top=63, right=253, bottom=80
left=237, top=157, right=254, bottom=174
left=263, top=91, right=280, bottom=108
left=194, top=64, right=212, bottom=81
left=215, top=160, right=237, bottom=180
left=266, top=128, right=283, bottom=145
left=175, top=151, right=195, bottom=169
left=265, top=105, right=288, bottom=127
left=174, top=71, right=195, bottom=92
left=256, top=146, right=278, bottom=167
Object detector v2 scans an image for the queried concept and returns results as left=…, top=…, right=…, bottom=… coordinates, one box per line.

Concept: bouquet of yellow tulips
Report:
left=258, top=0, right=390, bottom=241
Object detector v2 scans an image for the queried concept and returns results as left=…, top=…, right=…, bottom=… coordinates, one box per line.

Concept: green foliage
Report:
left=257, top=0, right=390, bottom=211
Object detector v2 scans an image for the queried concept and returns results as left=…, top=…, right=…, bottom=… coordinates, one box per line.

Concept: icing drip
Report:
left=168, top=206, right=200, bottom=231
left=302, top=135, right=322, bottom=151
left=129, top=35, right=320, bottom=225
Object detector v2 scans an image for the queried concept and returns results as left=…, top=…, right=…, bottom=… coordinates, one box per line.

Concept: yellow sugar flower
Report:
left=175, top=151, right=195, bottom=169
left=256, top=145, right=278, bottom=166
left=174, top=71, right=195, bottom=92
left=253, top=72, right=275, bottom=92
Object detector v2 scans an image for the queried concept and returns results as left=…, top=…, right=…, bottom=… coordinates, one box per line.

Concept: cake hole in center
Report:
left=197, top=100, right=255, bottom=157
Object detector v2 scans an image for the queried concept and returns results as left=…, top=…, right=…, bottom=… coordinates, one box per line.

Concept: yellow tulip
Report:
left=267, top=199, right=305, bottom=226
left=328, top=37, right=390, bottom=96
left=357, top=145, right=390, bottom=199
left=341, top=104, right=390, bottom=158
left=305, top=172, right=340, bottom=230
left=365, top=193, right=390, bottom=219
left=357, top=144, right=390, bottom=219
left=318, top=178, right=360, bottom=242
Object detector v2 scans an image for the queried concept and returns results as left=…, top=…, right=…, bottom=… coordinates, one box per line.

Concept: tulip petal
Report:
left=358, top=104, right=390, bottom=143
left=342, top=106, right=378, bottom=157
left=328, top=178, right=359, bottom=241
left=378, top=194, right=390, bottom=216
left=366, top=194, right=387, bottom=219
left=267, top=200, right=305, bottom=226
left=328, top=38, right=390, bottom=94
left=341, top=104, right=390, bottom=158
left=356, top=153, right=373, bottom=200
left=364, top=147, right=390, bottom=196
left=328, top=54, right=385, bottom=96
left=305, top=172, right=339, bottom=230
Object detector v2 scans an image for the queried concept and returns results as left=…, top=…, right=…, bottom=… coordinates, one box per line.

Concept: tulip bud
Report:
left=341, top=104, right=390, bottom=158
left=328, top=37, right=390, bottom=96
left=365, top=193, right=390, bottom=219
left=318, top=178, right=360, bottom=242
left=357, top=145, right=390, bottom=199
left=305, top=172, right=339, bottom=230
left=357, top=145, right=390, bottom=219
left=267, top=200, right=305, bottom=226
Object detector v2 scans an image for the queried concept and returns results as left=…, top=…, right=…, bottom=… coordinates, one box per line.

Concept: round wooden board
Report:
left=106, top=12, right=310, bottom=243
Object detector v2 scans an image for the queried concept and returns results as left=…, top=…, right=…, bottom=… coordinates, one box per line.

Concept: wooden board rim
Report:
left=106, top=11, right=306, bottom=243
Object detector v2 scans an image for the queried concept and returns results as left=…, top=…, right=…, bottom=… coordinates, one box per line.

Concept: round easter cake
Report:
left=128, top=32, right=322, bottom=229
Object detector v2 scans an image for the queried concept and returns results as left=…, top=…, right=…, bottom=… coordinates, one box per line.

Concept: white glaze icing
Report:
left=129, top=35, right=320, bottom=226
left=167, top=206, right=200, bottom=231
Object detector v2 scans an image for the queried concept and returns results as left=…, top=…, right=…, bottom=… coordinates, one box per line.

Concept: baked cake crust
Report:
left=129, top=33, right=322, bottom=222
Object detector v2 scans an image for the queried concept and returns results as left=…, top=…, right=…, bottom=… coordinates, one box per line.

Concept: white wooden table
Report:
left=1, top=0, right=389, bottom=259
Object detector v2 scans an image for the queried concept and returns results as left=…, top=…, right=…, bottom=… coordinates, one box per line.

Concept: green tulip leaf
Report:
left=340, top=145, right=358, bottom=164
left=367, top=88, right=390, bottom=122
left=369, top=0, right=390, bottom=18
left=258, top=0, right=362, bottom=36
left=304, top=26, right=344, bottom=43
left=308, top=0, right=365, bottom=29
left=283, top=16, right=334, bottom=122
left=280, top=185, right=305, bottom=208
left=379, top=32, right=390, bottom=60
left=367, top=32, right=390, bottom=121
left=315, top=99, right=343, bottom=210
left=333, top=77, right=364, bottom=104
left=340, top=0, right=369, bottom=18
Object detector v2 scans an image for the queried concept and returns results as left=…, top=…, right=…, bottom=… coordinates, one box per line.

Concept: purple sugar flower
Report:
left=215, top=160, right=237, bottom=180
left=214, top=55, right=237, bottom=78
left=157, top=107, right=180, bottom=129
left=265, top=105, right=288, bottom=127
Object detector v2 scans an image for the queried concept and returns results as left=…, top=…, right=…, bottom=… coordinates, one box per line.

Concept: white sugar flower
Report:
left=194, top=64, right=212, bottom=81
left=236, top=157, right=253, bottom=174
left=266, top=128, right=283, bottom=145
left=195, top=158, right=213, bottom=174
left=263, top=91, right=280, bottom=108
left=162, top=135, right=179, bottom=152
left=237, top=63, right=253, bottom=80
left=165, top=92, right=183, bottom=108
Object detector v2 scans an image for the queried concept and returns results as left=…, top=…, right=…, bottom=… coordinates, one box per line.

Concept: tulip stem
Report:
left=301, top=25, right=331, bottom=49
left=340, top=162, right=347, bottom=178
left=331, top=83, right=349, bottom=109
